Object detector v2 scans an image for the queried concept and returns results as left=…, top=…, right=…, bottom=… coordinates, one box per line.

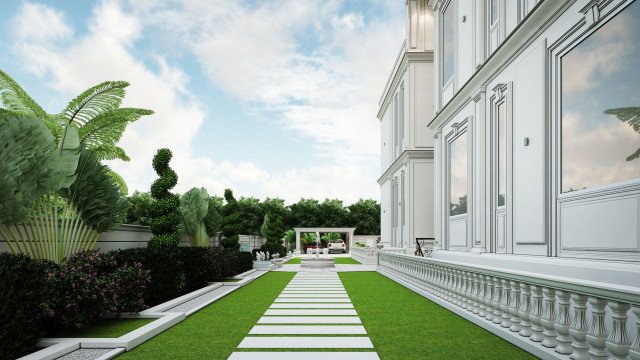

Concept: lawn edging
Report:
left=377, top=268, right=562, bottom=360
left=19, top=269, right=271, bottom=360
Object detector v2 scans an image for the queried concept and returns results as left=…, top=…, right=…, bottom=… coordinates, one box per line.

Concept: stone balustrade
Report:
left=379, top=247, right=407, bottom=255
left=378, top=251, right=640, bottom=360
left=350, top=247, right=378, bottom=264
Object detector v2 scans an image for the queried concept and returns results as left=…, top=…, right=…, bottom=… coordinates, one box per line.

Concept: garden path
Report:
left=227, top=272, right=379, bottom=359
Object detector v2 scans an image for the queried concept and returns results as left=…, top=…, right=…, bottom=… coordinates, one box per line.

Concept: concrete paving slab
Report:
left=249, top=325, right=366, bottom=335
left=229, top=352, right=379, bottom=360
left=275, top=298, right=351, bottom=303
left=257, top=316, right=361, bottom=324
left=263, top=309, right=357, bottom=316
left=269, top=303, right=354, bottom=309
left=278, top=294, right=349, bottom=298
left=237, top=337, right=374, bottom=348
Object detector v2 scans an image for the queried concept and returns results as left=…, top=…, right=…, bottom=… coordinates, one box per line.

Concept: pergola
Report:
left=293, top=227, right=356, bottom=253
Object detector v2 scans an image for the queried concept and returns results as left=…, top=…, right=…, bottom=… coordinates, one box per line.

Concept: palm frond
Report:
left=605, top=107, right=640, bottom=161
left=0, top=69, right=47, bottom=117
left=107, top=169, right=129, bottom=195
left=62, top=81, right=130, bottom=127
left=93, top=145, right=129, bottom=161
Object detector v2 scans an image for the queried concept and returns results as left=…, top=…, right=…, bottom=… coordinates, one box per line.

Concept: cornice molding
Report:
left=378, top=149, right=434, bottom=185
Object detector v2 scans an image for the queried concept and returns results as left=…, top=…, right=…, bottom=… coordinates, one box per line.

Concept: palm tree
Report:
left=604, top=107, right=640, bottom=161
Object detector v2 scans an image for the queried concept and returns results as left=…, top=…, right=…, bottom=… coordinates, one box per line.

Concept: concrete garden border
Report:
left=19, top=269, right=271, bottom=360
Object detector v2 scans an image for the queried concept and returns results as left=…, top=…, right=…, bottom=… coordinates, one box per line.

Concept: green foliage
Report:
left=220, top=189, right=241, bottom=251
left=261, top=197, right=288, bottom=225
left=284, top=229, right=296, bottom=251
left=0, top=253, right=54, bottom=360
left=180, top=187, right=210, bottom=247
left=287, top=198, right=322, bottom=227
left=260, top=212, right=285, bottom=256
left=60, top=150, right=128, bottom=234
left=318, top=198, right=348, bottom=227
left=321, top=232, right=341, bottom=241
left=301, top=232, right=317, bottom=247
left=604, top=107, right=640, bottom=161
left=204, top=196, right=223, bottom=239
left=347, top=199, right=381, bottom=235
left=0, top=112, right=78, bottom=225
left=236, top=196, right=263, bottom=236
left=148, top=148, right=181, bottom=249
left=126, top=191, right=154, bottom=226
left=450, top=195, right=468, bottom=216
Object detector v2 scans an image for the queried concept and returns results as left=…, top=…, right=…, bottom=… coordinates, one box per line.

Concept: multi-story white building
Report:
left=378, top=0, right=435, bottom=253
left=377, top=0, right=640, bottom=358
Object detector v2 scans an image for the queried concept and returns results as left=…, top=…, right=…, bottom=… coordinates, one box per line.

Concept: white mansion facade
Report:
left=376, top=0, right=640, bottom=359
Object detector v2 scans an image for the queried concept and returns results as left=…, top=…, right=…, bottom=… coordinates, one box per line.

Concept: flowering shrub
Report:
left=45, top=250, right=150, bottom=329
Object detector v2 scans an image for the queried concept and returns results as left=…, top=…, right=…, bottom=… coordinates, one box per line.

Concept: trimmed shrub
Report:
left=220, top=189, right=241, bottom=251
left=236, top=252, right=253, bottom=274
left=45, top=250, right=150, bottom=330
left=0, top=253, right=55, bottom=360
left=148, top=148, right=181, bottom=248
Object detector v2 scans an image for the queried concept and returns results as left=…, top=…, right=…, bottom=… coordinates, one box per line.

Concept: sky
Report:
left=0, top=0, right=406, bottom=205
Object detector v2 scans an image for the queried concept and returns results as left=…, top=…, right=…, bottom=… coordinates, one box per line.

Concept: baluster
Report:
left=587, top=298, right=609, bottom=360
left=519, top=283, right=532, bottom=337
left=484, top=277, right=495, bottom=321
left=457, top=270, right=465, bottom=308
left=541, top=287, right=558, bottom=348
left=500, top=279, right=512, bottom=328
left=630, top=305, right=640, bottom=360
left=492, top=277, right=504, bottom=324
left=554, top=290, right=573, bottom=354
left=530, top=285, right=544, bottom=342
left=509, top=281, right=522, bottom=332
left=451, top=269, right=460, bottom=306
left=460, top=271, right=469, bottom=309
left=569, top=294, right=589, bottom=360
left=605, top=301, right=631, bottom=360
left=472, top=273, right=481, bottom=314
left=478, top=275, right=487, bottom=317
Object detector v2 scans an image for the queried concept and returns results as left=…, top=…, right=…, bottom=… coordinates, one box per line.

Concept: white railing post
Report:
left=605, top=301, right=632, bottom=360
left=492, top=277, right=504, bottom=324
left=485, top=277, right=496, bottom=321
left=519, top=283, right=532, bottom=337
left=630, top=305, right=640, bottom=360
left=586, top=297, right=609, bottom=360
left=541, top=287, right=559, bottom=348
left=500, top=278, right=513, bottom=328
left=554, top=290, right=573, bottom=355
left=569, top=293, right=589, bottom=360
left=530, top=285, right=544, bottom=342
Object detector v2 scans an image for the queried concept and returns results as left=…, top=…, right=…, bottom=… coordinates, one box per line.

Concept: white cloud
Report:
left=13, top=2, right=73, bottom=44
left=8, top=0, right=404, bottom=204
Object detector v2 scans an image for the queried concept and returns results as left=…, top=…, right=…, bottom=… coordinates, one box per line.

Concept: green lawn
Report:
left=340, top=272, right=537, bottom=360
left=55, top=318, right=154, bottom=338
left=116, top=272, right=294, bottom=359
left=285, top=256, right=361, bottom=264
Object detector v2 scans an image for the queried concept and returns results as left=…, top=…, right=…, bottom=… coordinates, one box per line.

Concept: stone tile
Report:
left=278, top=294, right=349, bottom=298
left=263, top=309, right=357, bottom=316
left=257, top=316, right=361, bottom=324
left=269, top=303, right=354, bottom=309
left=237, top=336, right=374, bottom=348
left=275, top=298, right=351, bottom=303
left=249, top=325, right=367, bottom=334
left=228, top=352, right=380, bottom=360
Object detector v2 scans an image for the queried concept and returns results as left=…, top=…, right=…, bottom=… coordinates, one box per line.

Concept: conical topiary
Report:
left=148, top=148, right=181, bottom=248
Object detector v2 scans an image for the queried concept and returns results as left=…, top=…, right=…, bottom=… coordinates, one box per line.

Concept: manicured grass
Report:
left=55, top=318, right=154, bottom=338
left=340, top=272, right=537, bottom=360
left=285, top=257, right=361, bottom=264
left=116, top=272, right=294, bottom=359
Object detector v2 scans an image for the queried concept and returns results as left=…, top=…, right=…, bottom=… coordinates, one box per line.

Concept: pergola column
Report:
left=295, top=230, right=301, bottom=254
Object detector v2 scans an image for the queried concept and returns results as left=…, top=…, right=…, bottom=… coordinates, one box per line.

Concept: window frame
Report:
left=440, top=0, right=457, bottom=91
left=444, top=118, right=470, bottom=251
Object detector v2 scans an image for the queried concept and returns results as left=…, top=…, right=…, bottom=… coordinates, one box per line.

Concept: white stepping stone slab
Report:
left=279, top=294, right=349, bottom=298
left=258, top=316, right=361, bottom=324
left=275, top=298, right=351, bottom=303
left=264, top=309, right=357, bottom=316
left=237, top=337, right=374, bottom=349
left=270, top=303, right=354, bottom=309
left=282, top=290, right=347, bottom=293
left=285, top=286, right=344, bottom=289
left=249, top=325, right=367, bottom=335
left=229, top=352, right=380, bottom=360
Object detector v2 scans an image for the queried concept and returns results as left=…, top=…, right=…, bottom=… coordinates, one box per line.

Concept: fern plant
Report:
left=0, top=69, right=153, bottom=195
left=148, top=148, right=182, bottom=248
left=179, top=187, right=210, bottom=247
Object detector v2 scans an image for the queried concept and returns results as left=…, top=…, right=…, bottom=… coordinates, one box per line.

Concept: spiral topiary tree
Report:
left=148, top=148, right=181, bottom=248
left=220, top=189, right=241, bottom=252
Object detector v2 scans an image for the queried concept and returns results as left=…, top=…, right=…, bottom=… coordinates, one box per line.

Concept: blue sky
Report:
left=0, top=0, right=405, bottom=204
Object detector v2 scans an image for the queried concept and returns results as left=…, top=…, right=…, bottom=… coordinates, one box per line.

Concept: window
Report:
left=393, top=94, right=399, bottom=158
left=450, top=131, right=468, bottom=216
left=561, top=1, right=640, bottom=193
left=490, top=0, right=499, bottom=26
left=442, top=0, right=455, bottom=86
left=497, top=101, right=506, bottom=206
left=399, top=85, right=405, bottom=149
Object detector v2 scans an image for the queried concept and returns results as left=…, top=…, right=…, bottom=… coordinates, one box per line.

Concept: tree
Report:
left=179, top=187, right=209, bottom=247
left=148, top=148, right=181, bottom=248
left=204, top=195, right=223, bottom=239
left=347, top=199, right=380, bottom=235
left=220, top=189, right=241, bottom=251
left=450, top=195, right=468, bottom=216
left=126, top=191, right=154, bottom=226
left=287, top=198, right=321, bottom=228
left=237, top=197, right=263, bottom=236
left=261, top=212, right=285, bottom=256
left=284, top=229, right=296, bottom=252
left=262, top=197, right=288, bottom=223
left=318, top=198, right=348, bottom=227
